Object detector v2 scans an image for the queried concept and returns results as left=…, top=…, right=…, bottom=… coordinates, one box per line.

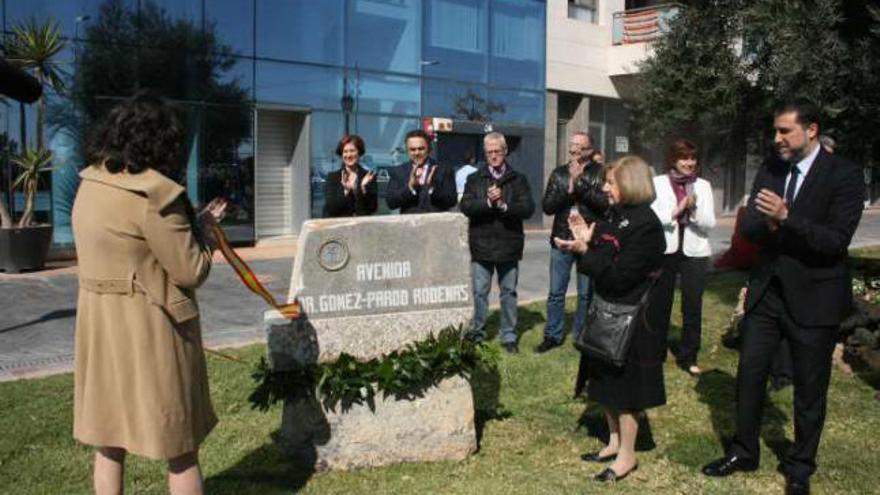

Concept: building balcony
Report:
left=606, top=3, right=682, bottom=77
left=612, top=3, right=682, bottom=46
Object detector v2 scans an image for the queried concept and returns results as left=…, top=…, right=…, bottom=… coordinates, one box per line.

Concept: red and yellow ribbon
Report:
left=211, top=223, right=301, bottom=319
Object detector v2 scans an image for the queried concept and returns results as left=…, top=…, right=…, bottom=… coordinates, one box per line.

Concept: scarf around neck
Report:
left=668, top=169, right=697, bottom=224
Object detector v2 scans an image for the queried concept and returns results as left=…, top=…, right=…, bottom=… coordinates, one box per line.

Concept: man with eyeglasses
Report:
left=460, top=132, right=536, bottom=353
left=386, top=129, right=456, bottom=214
left=536, top=131, right=607, bottom=353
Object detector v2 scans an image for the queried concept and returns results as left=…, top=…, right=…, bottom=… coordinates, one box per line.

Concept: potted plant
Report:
left=0, top=148, right=54, bottom=272
left=0, top=17, right=65, bottom=272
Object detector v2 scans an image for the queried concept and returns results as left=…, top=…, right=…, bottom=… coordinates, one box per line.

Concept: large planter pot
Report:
left=0, top=224, right=53, bottom=273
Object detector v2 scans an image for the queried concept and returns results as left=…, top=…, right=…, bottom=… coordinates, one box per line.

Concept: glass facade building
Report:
left=1, top=0, right=546, bottom=245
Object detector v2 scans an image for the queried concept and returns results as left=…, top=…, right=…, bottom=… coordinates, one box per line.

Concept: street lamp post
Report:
left=73, top=16, right=91, bottom=90
left=418, top=60, right=438, bottom=120
left=340, top=73, right=354, bottom=136
left=74, top=15, right=91, bottom=47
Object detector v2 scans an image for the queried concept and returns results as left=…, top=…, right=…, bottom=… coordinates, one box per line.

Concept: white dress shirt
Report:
left=783, top=143, right=821, bottom=203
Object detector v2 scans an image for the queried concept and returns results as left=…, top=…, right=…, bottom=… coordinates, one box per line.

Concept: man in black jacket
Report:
left=461, top=132, right=536, bottom=353
left=536, top=131, right=607, bottom=353
left=385, top=129, right=457, bottom=214
left=702, top=100, right=864, bottom=495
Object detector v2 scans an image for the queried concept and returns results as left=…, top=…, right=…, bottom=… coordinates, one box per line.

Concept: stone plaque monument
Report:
left=264, top=212, right=476, bottom=470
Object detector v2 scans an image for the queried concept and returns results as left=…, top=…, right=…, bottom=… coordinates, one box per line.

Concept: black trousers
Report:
left=771, top=337, right=794, bottom=384
left=652, top=252, right=708, bottom=366
left=730, top=279, right=837, bottom=481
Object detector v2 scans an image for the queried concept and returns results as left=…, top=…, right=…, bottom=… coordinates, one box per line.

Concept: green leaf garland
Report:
left=249, top=326, right=498, bottom=413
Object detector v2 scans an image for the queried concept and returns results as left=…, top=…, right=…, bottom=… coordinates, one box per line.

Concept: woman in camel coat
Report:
left=72, top=91, right=225, bottom=494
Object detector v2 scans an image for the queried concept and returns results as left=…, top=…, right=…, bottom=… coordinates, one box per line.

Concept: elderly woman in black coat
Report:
left=555, top=155, right=666, bottom=483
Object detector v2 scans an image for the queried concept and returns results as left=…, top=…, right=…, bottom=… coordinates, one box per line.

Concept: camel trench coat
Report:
left=72, top=165, right=217, bottom=460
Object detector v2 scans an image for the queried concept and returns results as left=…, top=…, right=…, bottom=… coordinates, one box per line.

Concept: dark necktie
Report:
left=784, top=165, right=800, bottom=206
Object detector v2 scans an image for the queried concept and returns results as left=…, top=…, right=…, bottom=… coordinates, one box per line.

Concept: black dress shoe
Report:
left=580, top=451, right=617, bottom=463
left=594, top=464, right=637, bottom=482
left=534, top=338, right=562, bottom=353
left=701, top=455, right=759, bottom=477
left=785, top=477, right=810, bottom=495
left=502, top=342, right=519, bottom=354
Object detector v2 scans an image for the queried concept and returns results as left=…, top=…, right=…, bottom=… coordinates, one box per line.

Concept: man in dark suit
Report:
left=702, top=100, right=863, bottom=494
left=385, top=129, right=456, bottom=214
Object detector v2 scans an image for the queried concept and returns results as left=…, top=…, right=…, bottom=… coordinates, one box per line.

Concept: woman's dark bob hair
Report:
left=335, top=134, right=366, bottom=157
left=664, top=138, right=699, bottom=173
left=87, top=90, right=185, bottom=177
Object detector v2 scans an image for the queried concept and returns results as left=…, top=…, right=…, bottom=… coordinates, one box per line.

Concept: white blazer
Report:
left=651, top=175, right=716, bottom=257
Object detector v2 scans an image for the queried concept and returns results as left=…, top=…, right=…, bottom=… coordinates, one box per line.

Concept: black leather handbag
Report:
left=575, top=287, right=653, bottom=367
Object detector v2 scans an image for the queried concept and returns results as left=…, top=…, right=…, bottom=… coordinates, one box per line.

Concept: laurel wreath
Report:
left=249, top=326, right=498, bottom=412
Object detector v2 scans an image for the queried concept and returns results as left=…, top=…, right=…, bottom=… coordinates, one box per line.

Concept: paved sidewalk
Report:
left=3, top=210, right=880, bottom=381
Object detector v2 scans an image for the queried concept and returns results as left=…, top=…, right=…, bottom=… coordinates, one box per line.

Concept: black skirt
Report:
left=583, top=307, right=667, bottom=411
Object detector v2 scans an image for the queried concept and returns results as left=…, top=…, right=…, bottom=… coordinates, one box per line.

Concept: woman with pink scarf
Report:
left=650, top=139, right=716, bottom=375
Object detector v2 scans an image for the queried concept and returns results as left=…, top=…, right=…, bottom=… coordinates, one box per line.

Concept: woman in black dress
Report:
left=555, top=155, right=666, bottom=483
left=323, top=134, right=377, bottom=218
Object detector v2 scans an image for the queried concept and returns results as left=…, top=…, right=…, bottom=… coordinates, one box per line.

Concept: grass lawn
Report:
left=2, top=270, right=879, bottom=494
left=851, top=245, right=880, bottom=259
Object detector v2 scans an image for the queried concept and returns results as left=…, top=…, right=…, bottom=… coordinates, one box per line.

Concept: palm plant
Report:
left=5, top=17, right=66, bottom=151
left=0, top=192, right=11, bottom=227
left=2, top=17, right=65, bottom=229
left=0, top=128, right=14, bottom=227
left=11, top=148, right=54, bottom=227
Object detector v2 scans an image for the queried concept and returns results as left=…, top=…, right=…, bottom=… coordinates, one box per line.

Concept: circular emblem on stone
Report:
left=318, top=238, right=349, bottom=271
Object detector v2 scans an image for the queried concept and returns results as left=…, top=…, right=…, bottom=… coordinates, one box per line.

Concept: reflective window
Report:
left=423, top=79, right=499, bottom=123
left=201, top=104, right=255, bottom=242
left=4, top=0, right=133, bottom=40
left=49, top=130, right=82, bottom=245
left=346, top=0, right=420, bottom=74
left=309, top=111, right=345, bottom=217
left=351, top=72, right=420, bottom=117
left=423, top=80, right=543, bottom=126
left=3, top=89, right=36, bottom=149
left=137, top=0, right=205, bottom=53
left=206, top=0, right=255, bottom=55
left=255, top=62, right=342, bottom=111
left=213, top=56, right=255, bottom=103
left=488, top=88, right=544, bottom=127
left=47, top=99, right=116, bottom=240
left=568, top=0, right=598, bottom=23
left=354, top=114, right=419, bottom=214
left=137, top=47, right=203, bottom=100
left=422, top=0, right=488, bottom=83
left=590, top=97, right=632, bottom=162
left=352, top=114, right=418, bottom=170
left=1, top=106, right=24, bottom=224
left=146, top=0, right=201, bottom=25
left=255, top=0, right=344, bottom=65
left=490, top=0, right=544, bottom=90
left=70, top=38, right=136, bottom=102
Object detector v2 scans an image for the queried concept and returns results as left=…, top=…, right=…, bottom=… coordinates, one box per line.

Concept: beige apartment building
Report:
left=544, top=0, right=736, bottom=215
